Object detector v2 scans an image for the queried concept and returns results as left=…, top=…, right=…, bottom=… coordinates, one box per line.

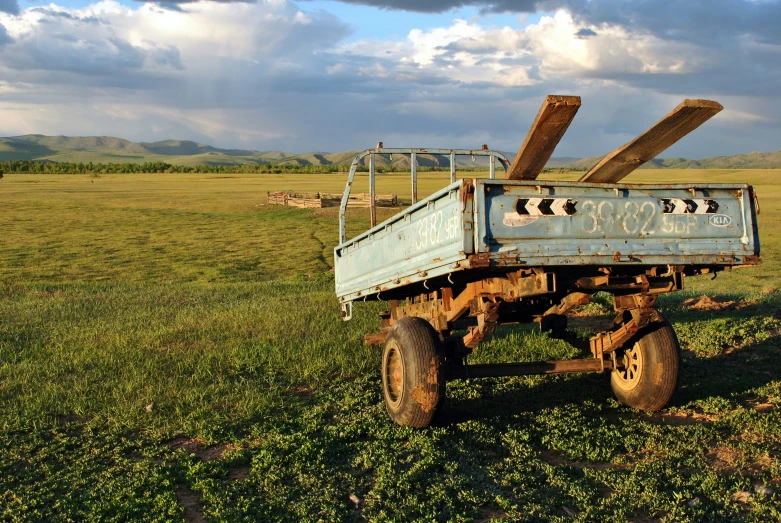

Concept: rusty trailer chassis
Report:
left=334, top=95, right=761, bottom=427
left=365, top=265, right=692, bottom=379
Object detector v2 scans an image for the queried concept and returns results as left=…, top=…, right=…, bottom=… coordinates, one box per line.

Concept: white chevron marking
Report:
left=550, top=199, right=569, bottom=216
left=692, top=199, right=710, bottom=214
left=669, top=198, right=688, bottom=214
left=525, top=197, right=544, bottom=216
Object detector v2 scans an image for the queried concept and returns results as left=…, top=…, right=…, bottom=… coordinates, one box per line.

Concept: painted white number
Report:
left=581, top=200, right=599, bottom=233
left=444, top=214, right=460, bottom=240
left=598, top=201, right=615, bottom=234
left=621, top=201, right=640, bottom=234
left=662, top=214, right=697, bottom=235
left=639, top=202, right=656, bottom=236
left=581, top=199, right=659, bottom=236
left=416, top=211, right=453, bottom=250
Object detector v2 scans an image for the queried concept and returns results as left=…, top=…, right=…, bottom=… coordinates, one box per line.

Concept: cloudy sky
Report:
left=0, top=0, right=779, bottom=156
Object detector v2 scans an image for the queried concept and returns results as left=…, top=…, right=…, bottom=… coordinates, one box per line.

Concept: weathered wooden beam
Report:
left=579, top=99, right=723, bottom=183
left=507, top=95, right=581, bottom=180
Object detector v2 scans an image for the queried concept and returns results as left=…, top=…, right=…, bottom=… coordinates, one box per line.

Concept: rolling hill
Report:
left=2, top=134, right=781, bottom=169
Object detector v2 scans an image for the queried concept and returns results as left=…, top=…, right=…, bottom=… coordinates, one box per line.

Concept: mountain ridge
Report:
left=3, top=134, right=781, bottom=169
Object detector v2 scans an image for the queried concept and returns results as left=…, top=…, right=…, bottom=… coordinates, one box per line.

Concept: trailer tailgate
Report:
left=476, top=180, right=759, bottom=266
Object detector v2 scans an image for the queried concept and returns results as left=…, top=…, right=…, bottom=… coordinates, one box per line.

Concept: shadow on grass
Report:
left=439, top=316, right=781, bottom=427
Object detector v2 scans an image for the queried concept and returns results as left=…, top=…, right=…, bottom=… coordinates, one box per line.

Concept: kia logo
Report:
left=709, top=214, right=732, bottom=227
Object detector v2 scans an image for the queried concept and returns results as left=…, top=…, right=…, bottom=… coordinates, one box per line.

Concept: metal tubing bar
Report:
left=338, top=147, right=509, bottom=244
left=370, top=152, right=376, bottom=227
left=450, top=358, right=613, bottom=379
left=411, top=150, right=417, bottom=204
left=338, top=157, right=361, bottom=244
left=489, top=154, right=496, bottom=179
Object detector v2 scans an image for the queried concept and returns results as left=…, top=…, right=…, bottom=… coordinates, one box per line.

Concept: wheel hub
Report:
left=385, top=343, right=404, bottom=407
left=614, top=342, right=643, bottom=390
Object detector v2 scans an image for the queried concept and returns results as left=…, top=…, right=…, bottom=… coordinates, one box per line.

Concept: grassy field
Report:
left=1, top=169, right=780, bottom=522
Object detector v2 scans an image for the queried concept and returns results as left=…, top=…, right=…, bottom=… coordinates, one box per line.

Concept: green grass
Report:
left=1, top=170, right=780, bottom=522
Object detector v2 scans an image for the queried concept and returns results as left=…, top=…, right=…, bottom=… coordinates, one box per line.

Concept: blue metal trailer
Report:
left=334, top=97, right=760, bottom=428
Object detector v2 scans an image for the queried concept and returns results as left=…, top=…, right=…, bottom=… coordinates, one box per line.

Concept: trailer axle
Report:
left=449, top=357, right=614, bottom=379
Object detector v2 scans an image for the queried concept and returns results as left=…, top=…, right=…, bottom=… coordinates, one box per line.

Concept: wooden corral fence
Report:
left=268, top=191, right=398, bottom=209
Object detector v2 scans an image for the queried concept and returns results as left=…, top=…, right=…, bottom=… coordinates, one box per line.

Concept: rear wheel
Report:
left=611, top=320, right=680, bottom=411
left=381, top=317, right=445, bottom=428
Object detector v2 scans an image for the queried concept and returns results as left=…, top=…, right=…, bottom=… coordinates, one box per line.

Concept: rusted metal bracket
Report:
left=576, top=271, right=682, bottom=295
left=463, top=299, right=500, bottom=349
left=542, top=291, right=590, bottom=317
left=613, top=293, right=657, bottom=310
left=589, top=308, right=664, bottom=368
left=381, top=269, right=555, bottom=333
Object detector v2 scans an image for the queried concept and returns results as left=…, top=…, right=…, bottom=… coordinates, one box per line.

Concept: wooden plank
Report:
left=507, top=95, right=581, bottom=180
left=579, top=99, right=723, bottom=183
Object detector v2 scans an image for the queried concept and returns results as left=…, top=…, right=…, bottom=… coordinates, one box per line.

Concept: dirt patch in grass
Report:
left=167, top=436, right=239, bottom=462
left=176, top=485, right=206, bottom=523
left=537, top=448, right=626, bottom=470
left=707, top=444, right=745, bottom=473
left=682, top=295, right=756, bottom=312
left=475, top=505, right=508, bottom=522
left=291, top=385, right=314, bottom=399
left=646, top=409, right=718, bottom=426
left=745, top=397, right=776, bottom=413
left=227, top=466, right=250, bottom=481
left=707, top=442, right=775, bottom=476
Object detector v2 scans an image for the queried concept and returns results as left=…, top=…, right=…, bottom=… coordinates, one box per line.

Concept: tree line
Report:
left=0, top=160, right=515, bottom=175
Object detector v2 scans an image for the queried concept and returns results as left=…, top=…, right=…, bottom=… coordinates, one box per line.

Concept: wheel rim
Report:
left=614, top=341, right=643, bottom=391
left=384, top=341, right=404, bottom=408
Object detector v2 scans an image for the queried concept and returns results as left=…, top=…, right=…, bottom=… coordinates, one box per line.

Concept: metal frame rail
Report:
left=338, top=144, right=511, bottom=244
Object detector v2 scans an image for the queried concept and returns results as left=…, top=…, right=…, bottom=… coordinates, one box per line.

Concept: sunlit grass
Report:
left=1, top=170, right=780, bottom=522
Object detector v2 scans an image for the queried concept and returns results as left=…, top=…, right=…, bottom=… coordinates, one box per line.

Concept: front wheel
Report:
left=611, top=320, right=680, bottom=411
left=381, top=317, right=445, bottom=428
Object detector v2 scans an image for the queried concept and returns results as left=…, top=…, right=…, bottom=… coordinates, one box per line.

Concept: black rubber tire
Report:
left=611, top=320, right=681, bottom=412
left=381, top=317, right=445, bottom=428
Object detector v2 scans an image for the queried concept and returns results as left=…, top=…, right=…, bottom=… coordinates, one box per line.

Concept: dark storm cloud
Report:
left=0, top=0, right=19, bottom=15
left=295, top=0, right=540, bottom=13
left=133, top=0, right=254, bottom=6
left=31, top=7, right=106, bottom=24
left=2, top=36, right=176, bottom=75
left=574, top=28, right=596, bottom=38
left=2, top=0, right=779, bottom=158
left=558, top=0, right=781, bottom=46
left=0, top=24, right=12, bottom=46
left=301, top=0, right=781, bottom=46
